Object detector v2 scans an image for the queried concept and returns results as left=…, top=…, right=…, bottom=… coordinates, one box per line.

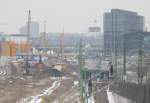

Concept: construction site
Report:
left=0, top=3, right=150, bottom=103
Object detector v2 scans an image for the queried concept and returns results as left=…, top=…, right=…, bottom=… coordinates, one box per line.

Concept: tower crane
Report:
left=24, top=10, right=31, bottom=75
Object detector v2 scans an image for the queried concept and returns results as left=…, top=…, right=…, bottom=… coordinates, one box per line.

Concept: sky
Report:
left=0, top=0, right=150, bottom=33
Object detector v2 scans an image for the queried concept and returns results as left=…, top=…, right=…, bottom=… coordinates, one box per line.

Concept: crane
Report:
left=54, top=28, right=65, bottom=71
left=24, top=10, right=31, bottom=75
left=43, top=20, right=48, bottom=55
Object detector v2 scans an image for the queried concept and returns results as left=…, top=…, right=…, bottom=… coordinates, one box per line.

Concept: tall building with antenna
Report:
left=20, top=19, right=39, bottom=38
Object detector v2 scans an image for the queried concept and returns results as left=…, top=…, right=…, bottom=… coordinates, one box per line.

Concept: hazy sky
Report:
left=0, top=0, right=150, bottom=33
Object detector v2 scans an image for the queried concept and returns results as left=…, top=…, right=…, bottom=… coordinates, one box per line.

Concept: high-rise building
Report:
left=19, top=21, right=39, bottom=38
left=103, top=9, right=145, bottom=57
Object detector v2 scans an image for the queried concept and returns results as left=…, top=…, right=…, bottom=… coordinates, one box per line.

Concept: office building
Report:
left=103, top=9, right=145, bottom=57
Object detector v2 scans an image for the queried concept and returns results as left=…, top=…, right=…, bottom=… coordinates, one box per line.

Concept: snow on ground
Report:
left=107, top=90, right=116, bottom=103
left=18, top=80, right=61, bottom=103
left=64, top=92, right=80, bottom=103
left=88, top=95, right=95, bottom=103
left=107, top=90, right=131, bottom=103
left=73, top=81, right=79, bottom=86
left=50, top=76, right=71, bottom=80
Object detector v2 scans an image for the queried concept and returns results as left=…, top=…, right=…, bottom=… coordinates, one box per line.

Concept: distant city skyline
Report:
left=0, top=0, right=150, bottom=33
left=20, top=21, right=39, bottom=38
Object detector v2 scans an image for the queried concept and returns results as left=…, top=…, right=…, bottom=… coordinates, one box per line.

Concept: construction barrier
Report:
left=0, top=41, right=30, bottom=56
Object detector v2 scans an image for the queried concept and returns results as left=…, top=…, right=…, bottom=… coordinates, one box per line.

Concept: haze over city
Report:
left=0, top=0, right=150, bottom=33
left=1, top=0, right=150, bottom=103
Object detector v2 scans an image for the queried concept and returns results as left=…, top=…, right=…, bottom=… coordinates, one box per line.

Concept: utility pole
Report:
left=44, top=20, right=46, bottom=34
left=123, top=34, right=126, bottom=81
left=58, top=28, right=64, bottom=65
left=60, top=28, right=64, bottom=62
left=78, top=39, right=91, bottom=103
left=111, top=12, right=118, bottom=81
left=56, top=28, right=65, bottom=70
left=146, top=71, right=150, bottom=103
left=27, top=10, right=31, bottom=53
left=137, top=34, right=144, bottom=84
left=78, top=39, right=85, bottom=102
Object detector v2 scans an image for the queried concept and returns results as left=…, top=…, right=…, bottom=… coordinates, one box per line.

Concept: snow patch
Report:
left=18, top=80, right=61, bottom=103
left=107, top=90, right=116, bottom=103
left=107, top=90, right=131, bottom=103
